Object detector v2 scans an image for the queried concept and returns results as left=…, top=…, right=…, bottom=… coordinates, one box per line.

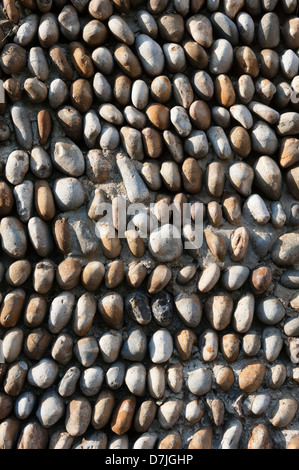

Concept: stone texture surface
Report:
left=0, top=0, right=298, bottom=452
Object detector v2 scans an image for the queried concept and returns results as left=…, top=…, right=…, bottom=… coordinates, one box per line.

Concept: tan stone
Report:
left=215, top=366, right=235, bottom=391
left=0, top=289, right=26, bottom=328
left=250, top=266, right=272, bottom=294
left=230, top=226, right=249, bottom=261
left=235, top=46, right=259, bottom=77
left=81, top=261, right=105, bottom=291
left=229, top=126, right=251, bottom=158
left=111, top=396, right=136, bottom=435
left=147, top=264, right=172, bottom=294
left=146, top=103, right=170, bottom=130
left=182, top=158, right=202, bottom=193
left=68, top=41, right=94, bottom=78
left=238, top=362, right=266, bottom=392
left=189, top=100, right=211, bottom=130
left=70, top=78, right=93, bottom=113
left=204, top=229, right=226, bottom=261
left=158, top=432, right=181, bottom=449
left=92, top=390, right=115, bottom=429
left=220, top=333, right=240, bottom=362
left=173, top=329, right=197, bottom=360
left=215, top=74, right=236, bottom=107
left=188, top=427, right=213, bottom=449
left=34, top=180, right=55, bottom=221
left=248, top=424, right=272, bottom=449
left=98, top=292, right=123, bottom=329
left=105, top=260, right=125, bottom=289
left=134, top=400, right=157, bottom=433
left=56, top=259, right=82, bottom=290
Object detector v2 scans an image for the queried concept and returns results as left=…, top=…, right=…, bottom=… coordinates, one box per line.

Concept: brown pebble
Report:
left=5, top=259, right=31, bottom=287
left=157, top=13, right=184, bottom=43
left=229, top=126, right=251, bottom=158
left=81, top=261, right=105, bottom=291
left=147, top=264, right=172, bottom=294
left=113, top=73, right=132, bottom=106
left=215, top=74, right=236, bottom=107
left=230, top=226, right=249, bottom=262
left=125, top=230, right=145, bottom=258
left=53, top=217, right=70, bottom=254
left=134, top=400, right=157, bottom=433
left=89, top=0, right=114, bottom=21
left=99, top=223, right=122, bottom=259
left=188, top=427, right=213, bottom=449
left=286, top=166, right=299, bottom=199
left=182, top=158, right=203, bottom=194
left=68, top=41, right=94, bottom=78
left=287, top=435, right=299, bottom=449
left=0, top=418, right=20, bottom=449
left=24, top=294, right=47, bottom=328
left=222, top=192, right=242, bottom=225
left=17, top=421, right=48, bottom=449
left=0, top=289, right=26, bottom=328
left=3, top=78, right=22, bottom=102
left=215, top=366, right=235, bottom=391
left=207, top=201, right=223, bottom=227
left=0, top=44, right=27, bottom=75
left=280, top=137, right=299, bottom=168
left=4, top=361, right=28, bottom=396
left=204, top=228, right=226, bottom=261
left=83, top=19, right=108, bottom=46
left=56, top=258, right=82, bottom=290
left=174, top=329, right=197, bottom=360
left=158, top=431, right=182, bottom=449
left=189, top=100, right=211, bottom=130
left=70, top=78, right=93, bottom=113
left=0, top=181, right=14, bottom=217
left=235, top=46, right=259, bottom=77
left=98, top=292, right=123, bottom=329
left=65, top=396, right=92, bottom=437
left=206, top=162, right=225, bottom=198
left=49, top=45, right=73, bottom=81
left=142, top=127, right=164, bottom=158
left=151, top=76, right=172, bottom=103
left=111, top=396, right=136, bottom=435
left=126, top=262, right=148, bottom=288
left=92, top=390, right=115, bottom=429
left=238, top=361, right=266, bottom=393
left=248, top=424, right=272, bottom=449
left=34, top=180, right=55, bottom=221
left=146, top=103, right=170, bottom=130
left=250, top=266, right=272, bottom=294
left=51, top=333, right=73, bottom=364
left=37, top=110, right=52, bottom=146
left=183, top=40, right=209, bottom=69
left=114, top=44, right=142, bottom=79
left=0, top=393, right=13, bottom=420
left=105, top=260, right=125, bottom=289
left=57, top=106, right=83, bottom=142
left=259, top=49, right=279, bottom=79
left=23, top=327, right=52, bottom=360
left=220, top=333, right=240, bottom=362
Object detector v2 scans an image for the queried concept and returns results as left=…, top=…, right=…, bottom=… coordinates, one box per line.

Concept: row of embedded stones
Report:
left=0, top=151, right=299, bottom=264
left=0, top=267, right=299, bottom=448
left=0, top=2, right=296, bottom=445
